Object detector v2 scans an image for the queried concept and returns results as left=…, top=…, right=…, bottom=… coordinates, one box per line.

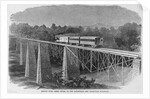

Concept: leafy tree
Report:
left=9, top=23, right=54, bottom=41
left=66, top=27, right=82, bottom=33
left=51, top=23, right=57, bottom=30
left=9, top=22, right=141, bottom=51
left=115, top=23, right=141, bottom=51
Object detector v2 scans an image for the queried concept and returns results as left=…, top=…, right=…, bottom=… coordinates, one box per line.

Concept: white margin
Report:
left=0, top=0, right=150, bottom=99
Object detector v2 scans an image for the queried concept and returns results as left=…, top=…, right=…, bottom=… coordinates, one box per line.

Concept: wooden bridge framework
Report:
left=9, top=35, right=141, bottom=86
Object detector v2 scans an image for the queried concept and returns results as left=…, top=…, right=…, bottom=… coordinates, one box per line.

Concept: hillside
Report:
left=10, top=5, right=141, bottom=28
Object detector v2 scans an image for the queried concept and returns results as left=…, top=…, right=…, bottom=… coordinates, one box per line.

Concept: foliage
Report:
left=9, top=22, right=141, bottom=51
left=51, top=71, right=95, bottom=88
left=115, top=23, right=141, bottom=51
left=10, top=23, right=54, bottom=41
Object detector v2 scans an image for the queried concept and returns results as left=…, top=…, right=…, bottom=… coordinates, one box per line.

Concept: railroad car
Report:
left=55, top=36, right=103, bottom=47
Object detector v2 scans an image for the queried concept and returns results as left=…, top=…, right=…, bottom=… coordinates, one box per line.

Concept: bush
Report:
left=51, top=71, right=95, bottom=89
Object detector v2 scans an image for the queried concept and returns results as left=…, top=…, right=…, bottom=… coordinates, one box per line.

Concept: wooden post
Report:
left=90, top=51, right=93, bottom=72
left=107, top=54, right=110, bottom=80
left=62, top=46, right=68, bottom=80
left=13, top=38, right=17, bottom=51
left=115, top=55, right=117, bottom=69
left=79, top=37, right=80, bottom=45
left=20, top=41, right=23, bottom=65
left=25, top=42, right=29, bottom=77
left=131, top=57, right=136, bottom=80
left=122, top=56, right=124, bottom=85
left=97, top=53, right=100, bottom=72
left=82, top=50, right=85, bottom=70
left=139, top=59, right=141, bottom=74
left=36, top=43, right=42, bottom=84
left=68, top=37, right=70, bottom=44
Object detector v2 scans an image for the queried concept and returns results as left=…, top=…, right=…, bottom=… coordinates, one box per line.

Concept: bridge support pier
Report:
left=66, top=47, right=80, bottom=79
left=62, top=46, right=68, bottom=80
left=19, top=40, right=27, bottom=66
left=25, top=42, right=29, bottom=77
left=62, top=46, right=80, bottom=80
left=36, top=43, right=52, bottom=84
left=25, top=42, right=37, bottom=79
left=122, top=57, right=124, bottom=85
left=25, top=41, right=52, bottom=84
left=36, top=43, right=42, bottom=84
left=19, top=41, right=23, bottom=65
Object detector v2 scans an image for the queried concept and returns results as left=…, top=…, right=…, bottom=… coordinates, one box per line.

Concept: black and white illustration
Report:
left=8, top=3, right=142, bottom=93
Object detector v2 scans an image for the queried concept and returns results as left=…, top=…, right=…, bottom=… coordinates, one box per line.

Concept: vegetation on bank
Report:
left=9, top=22, right=141, bottom=51
left=9, top=53, right=119, bottom=89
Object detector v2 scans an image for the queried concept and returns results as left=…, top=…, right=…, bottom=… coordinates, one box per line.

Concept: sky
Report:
left=120, top=4, right=142, bottom=18
left=7, top=4, right=142, bottom=17
left=7, top=4, right=142, bottom=25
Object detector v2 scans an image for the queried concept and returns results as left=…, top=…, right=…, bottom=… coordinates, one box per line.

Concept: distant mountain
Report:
left=10, top=5, right=141, bottom=28
left=83, top=23, right=119, bottom=29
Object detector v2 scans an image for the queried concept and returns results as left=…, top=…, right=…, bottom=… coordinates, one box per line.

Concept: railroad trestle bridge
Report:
left=9, top=35, right=141, bottom=86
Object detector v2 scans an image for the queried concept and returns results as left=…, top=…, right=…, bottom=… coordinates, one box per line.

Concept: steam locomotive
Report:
left=55, top=36, right=103, bottom=47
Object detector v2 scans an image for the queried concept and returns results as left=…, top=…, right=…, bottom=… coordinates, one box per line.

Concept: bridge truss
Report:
left=9, top=35, right=141, bottom=86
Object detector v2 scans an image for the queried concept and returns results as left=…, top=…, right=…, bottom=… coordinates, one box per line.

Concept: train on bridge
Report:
left=55, top=36, right=103, bottom=47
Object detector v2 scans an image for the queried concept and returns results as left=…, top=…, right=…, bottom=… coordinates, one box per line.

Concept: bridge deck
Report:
left=9, top=35, right=141, bottom=58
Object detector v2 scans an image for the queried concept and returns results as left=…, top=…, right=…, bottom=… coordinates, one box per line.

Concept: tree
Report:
left=51, top=23, right=57, bottom=30
left=110, top=26, right=117, bottom=36
left=115, top=23, right=141, bottom=51
left=9, top=23, right=55, bottom=41
left=9, top=23, right=17, bottom=34
left=92, top=27, right=102, bottom=36
left=100, top=27, right=110, bottom=35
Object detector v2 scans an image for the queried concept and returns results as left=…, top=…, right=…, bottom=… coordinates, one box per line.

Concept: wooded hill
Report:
left=10, top=22, right=141, bottom=51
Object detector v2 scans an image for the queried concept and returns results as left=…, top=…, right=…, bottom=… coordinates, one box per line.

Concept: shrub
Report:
left=51, top=71, right=96, bottom=89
